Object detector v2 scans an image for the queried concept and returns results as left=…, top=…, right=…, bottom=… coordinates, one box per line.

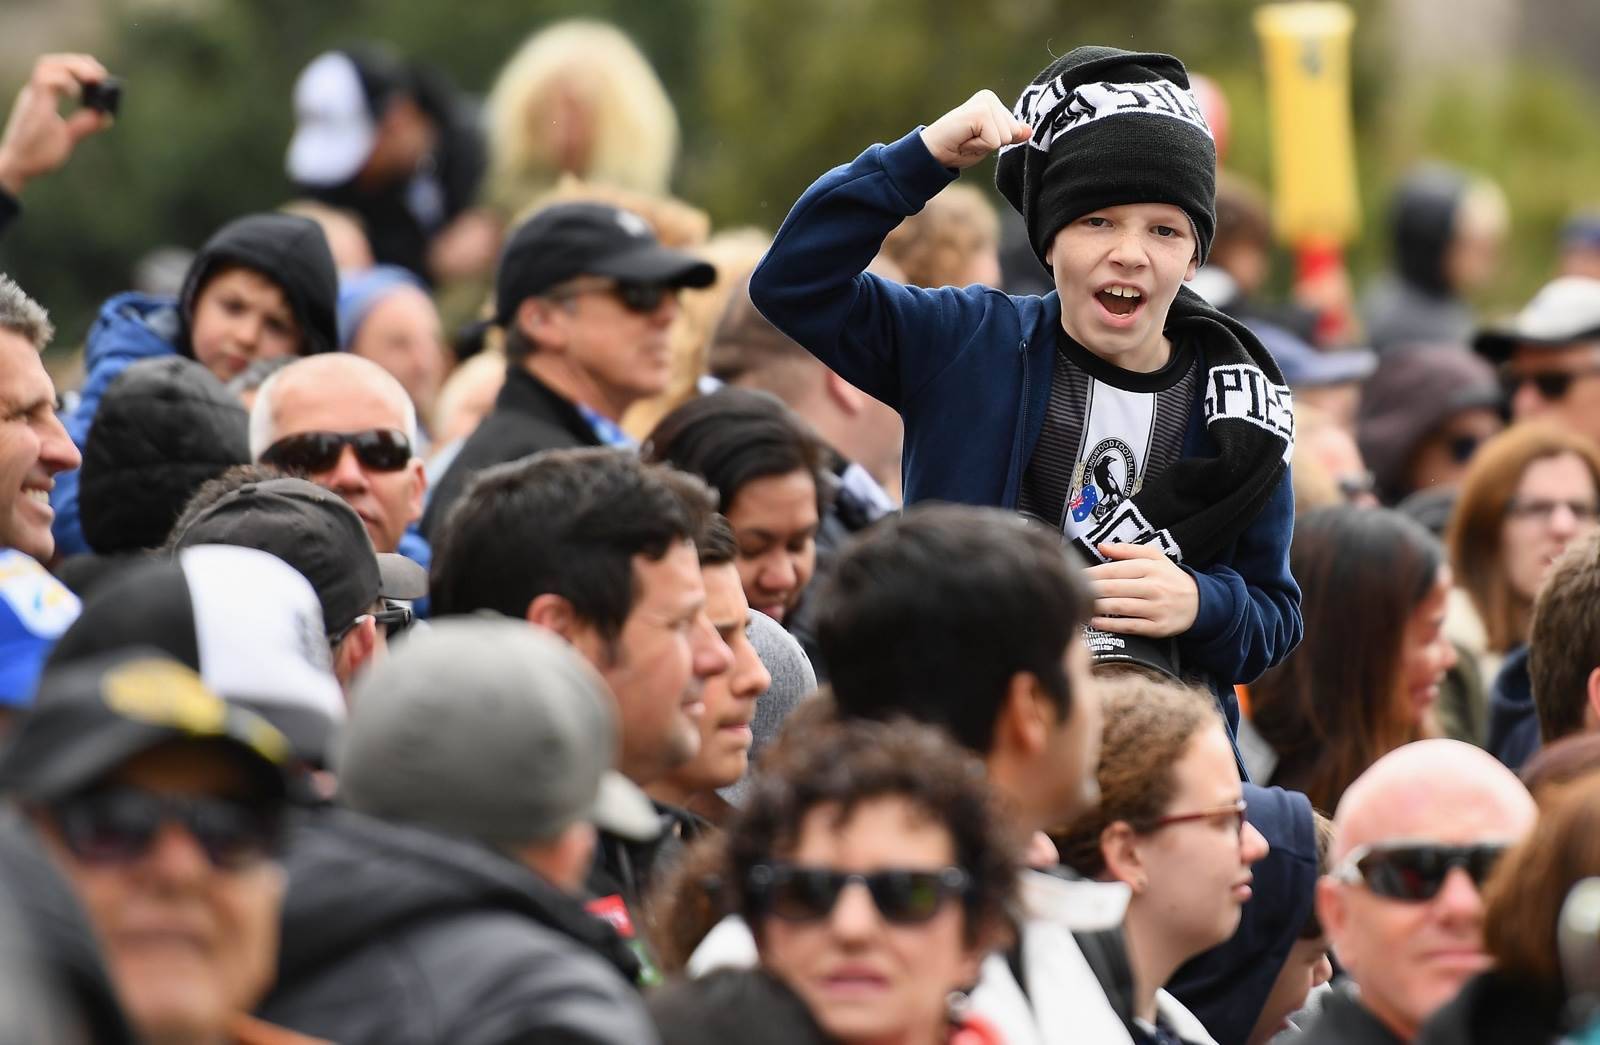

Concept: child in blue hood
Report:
left=52, top=212, right=339, bottom=556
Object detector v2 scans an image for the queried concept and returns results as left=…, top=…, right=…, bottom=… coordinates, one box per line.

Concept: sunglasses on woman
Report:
left=260, top=429, right=413, bottom=475
left=1331, top=840, right=1508, bottom=902
left=745, top=863, right=972, bottom=925
left=47, top=787, right=284, bottom=871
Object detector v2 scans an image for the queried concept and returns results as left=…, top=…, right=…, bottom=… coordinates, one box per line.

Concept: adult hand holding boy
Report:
left=919, top=89, right=1031, bottom=170
left=1087, top=541, right=1200, bottom=636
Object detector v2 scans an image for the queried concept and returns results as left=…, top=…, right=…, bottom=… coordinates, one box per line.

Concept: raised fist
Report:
left=918, top=89, right=1032, bottom=170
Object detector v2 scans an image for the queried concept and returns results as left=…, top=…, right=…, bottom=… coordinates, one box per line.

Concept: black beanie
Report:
left=995, top=46, right=1217, bottom=270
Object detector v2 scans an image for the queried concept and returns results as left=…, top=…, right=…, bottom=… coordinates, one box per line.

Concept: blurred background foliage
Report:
left=2, top=0, right=1598, bottom=349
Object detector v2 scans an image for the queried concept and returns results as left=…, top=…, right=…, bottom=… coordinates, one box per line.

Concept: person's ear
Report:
left=333, top=616, right=379, bottom=694
left=996, top=671, right=1052, bottom=759
left=1585, top=666, right=1600, bottom=731
left=1099, top=821, right=1145, bottom=891
left=1186, top=249, right=1200, bottom=281
left=527, top=592, right=580, bottom=640
left=1315, top=877, right=1348, bottom=961
left=405, top=457, right=427, bottom=523
left=516, top=297, right=565, bottom=353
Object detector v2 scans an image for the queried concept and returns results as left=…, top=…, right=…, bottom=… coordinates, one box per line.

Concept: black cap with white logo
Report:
left=492, top=202, right=716, bottom=324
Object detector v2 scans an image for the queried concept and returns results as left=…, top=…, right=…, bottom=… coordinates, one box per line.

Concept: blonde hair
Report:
left=431, top=350, right=507, bottom=447
left=485, top=20, right=679, bottom=216
left=880, top=184, right=1000, bottom=289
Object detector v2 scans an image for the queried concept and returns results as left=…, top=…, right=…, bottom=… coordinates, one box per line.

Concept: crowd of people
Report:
left=2, top=21, right=1600, bottom=1045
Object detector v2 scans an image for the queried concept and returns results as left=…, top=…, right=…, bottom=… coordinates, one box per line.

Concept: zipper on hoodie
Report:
left=1004, top=338, right=1031, bottom=508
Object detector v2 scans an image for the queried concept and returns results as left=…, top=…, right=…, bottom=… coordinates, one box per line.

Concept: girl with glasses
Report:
left=1055, top=673, right=1271, bottom=1045
left=1446, top=424, right=1600, bottom=765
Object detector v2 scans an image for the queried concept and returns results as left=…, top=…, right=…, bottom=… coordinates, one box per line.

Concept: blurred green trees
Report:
left=2, top=0, right=1597, bottom=349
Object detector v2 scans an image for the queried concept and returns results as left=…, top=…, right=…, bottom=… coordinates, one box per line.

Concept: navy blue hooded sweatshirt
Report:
left=1167, top=783, right=1319, bottom=1045
left=1486, top=645, right=1539, bottom=771
left=748, top=128, right=1302, bottom=717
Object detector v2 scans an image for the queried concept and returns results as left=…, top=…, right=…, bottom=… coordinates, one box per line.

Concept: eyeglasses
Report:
left=546, top=281, right=677, bottom=315
left=745, top=863, right=972, bottom=925
left=1499, top=363, right=1600, bottom=403
left=1141, top=797, right=1249, bottom=837
left=260, top=429, right=412, bottom=475
left=1505, top=498, right=1600, bottom=525
left=1331, top=841, right=1508, bottom=902
left=47, top=788, right=283, bottom=871
left=329, top=602, right=415, bottom=645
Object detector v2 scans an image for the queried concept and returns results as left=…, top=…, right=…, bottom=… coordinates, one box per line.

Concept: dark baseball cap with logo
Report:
left=1084, top=626, right=1181, bottom=681
left=0, top=649, right=303, bottom=804
left=491, top=202, right=716, bottom=325
left=170, top=476, right=426, bottom=638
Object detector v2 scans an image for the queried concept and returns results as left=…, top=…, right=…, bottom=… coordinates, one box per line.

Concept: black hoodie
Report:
left=175, top=212, right=340, bottom=358
left=259, top=807, right=656, bottom=1045
left=1361, top=167, right=1475, bottom=353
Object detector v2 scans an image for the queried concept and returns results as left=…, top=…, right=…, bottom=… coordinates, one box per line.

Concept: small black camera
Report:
left=79, top=77, right=122, bottom=117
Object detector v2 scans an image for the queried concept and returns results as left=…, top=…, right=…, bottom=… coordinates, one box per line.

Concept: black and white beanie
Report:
left=995, top=46, right=1217, bottom=268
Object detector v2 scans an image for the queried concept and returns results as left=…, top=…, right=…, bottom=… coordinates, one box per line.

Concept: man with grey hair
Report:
left=0, top=273, right=79, bottom=562
left=248, top=352, right=427, bottom=560
left=260, top=616, right=661, bottom=1044
left=1306, top=740, right=1539, bottom=1043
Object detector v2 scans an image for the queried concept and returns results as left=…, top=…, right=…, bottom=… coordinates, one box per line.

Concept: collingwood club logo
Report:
left=1068, top=437, right=1137, bottom=526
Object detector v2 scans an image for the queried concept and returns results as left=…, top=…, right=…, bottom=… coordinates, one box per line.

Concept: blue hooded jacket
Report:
left=52, top=213, right=341, bottom=558
left=1486, top=645, right=1539, bottom=771
left=52, top=293, right=185, bottom=557
left=748, top=129, right=1302, bottom=712
left=1167, top=783, right=1320, bottom=1045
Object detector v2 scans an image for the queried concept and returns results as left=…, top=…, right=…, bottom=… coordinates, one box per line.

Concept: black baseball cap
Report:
left=0, top=649, right=302, bottom=804
left=492, top=202, right=716, bottom=324
left=1084, top=627, right=1182, bottom=680
left=169, top=477, right=426, bottom=637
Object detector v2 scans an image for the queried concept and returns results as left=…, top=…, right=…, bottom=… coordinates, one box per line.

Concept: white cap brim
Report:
left=592, top=771, right=662, bottom=843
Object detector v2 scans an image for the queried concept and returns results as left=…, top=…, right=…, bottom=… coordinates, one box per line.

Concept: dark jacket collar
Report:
left=497, top=364, right=600, bottom=446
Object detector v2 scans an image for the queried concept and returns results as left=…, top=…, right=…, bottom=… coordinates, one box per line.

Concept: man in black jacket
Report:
left=421, top=202, right=713, bottom=539
left=260, top=616, right=662, bottom=1045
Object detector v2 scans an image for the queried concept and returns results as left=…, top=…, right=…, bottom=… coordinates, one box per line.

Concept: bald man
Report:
left=1303, top=740, right=1538, bottom=1044
left=248, top=353, right=427, bottom=557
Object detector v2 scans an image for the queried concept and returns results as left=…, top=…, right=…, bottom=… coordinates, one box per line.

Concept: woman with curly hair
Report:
left=654, top=713, right=1021, bottom=1045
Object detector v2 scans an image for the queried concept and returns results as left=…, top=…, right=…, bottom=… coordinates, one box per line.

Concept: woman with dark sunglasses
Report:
left=1055, top=673, right=1271, bottom=1045
left=667, top=715, right=1019, bottom=1045
left=1447, top=423, right=1600, bottom=766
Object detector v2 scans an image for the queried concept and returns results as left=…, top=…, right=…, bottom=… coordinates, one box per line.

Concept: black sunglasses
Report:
left=329, top=602, right=415, bottom=645
left=48, top=788, right=283, bottom=871
left=548, top=281, right=676, bottom=315
left=260, top=429, right=412, bottom=475
left=745, top=863, right=972, bottom=925
left=1499, top=363, right=1600, bottom=403
left=1332, top=841, right=1507, bottom=902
